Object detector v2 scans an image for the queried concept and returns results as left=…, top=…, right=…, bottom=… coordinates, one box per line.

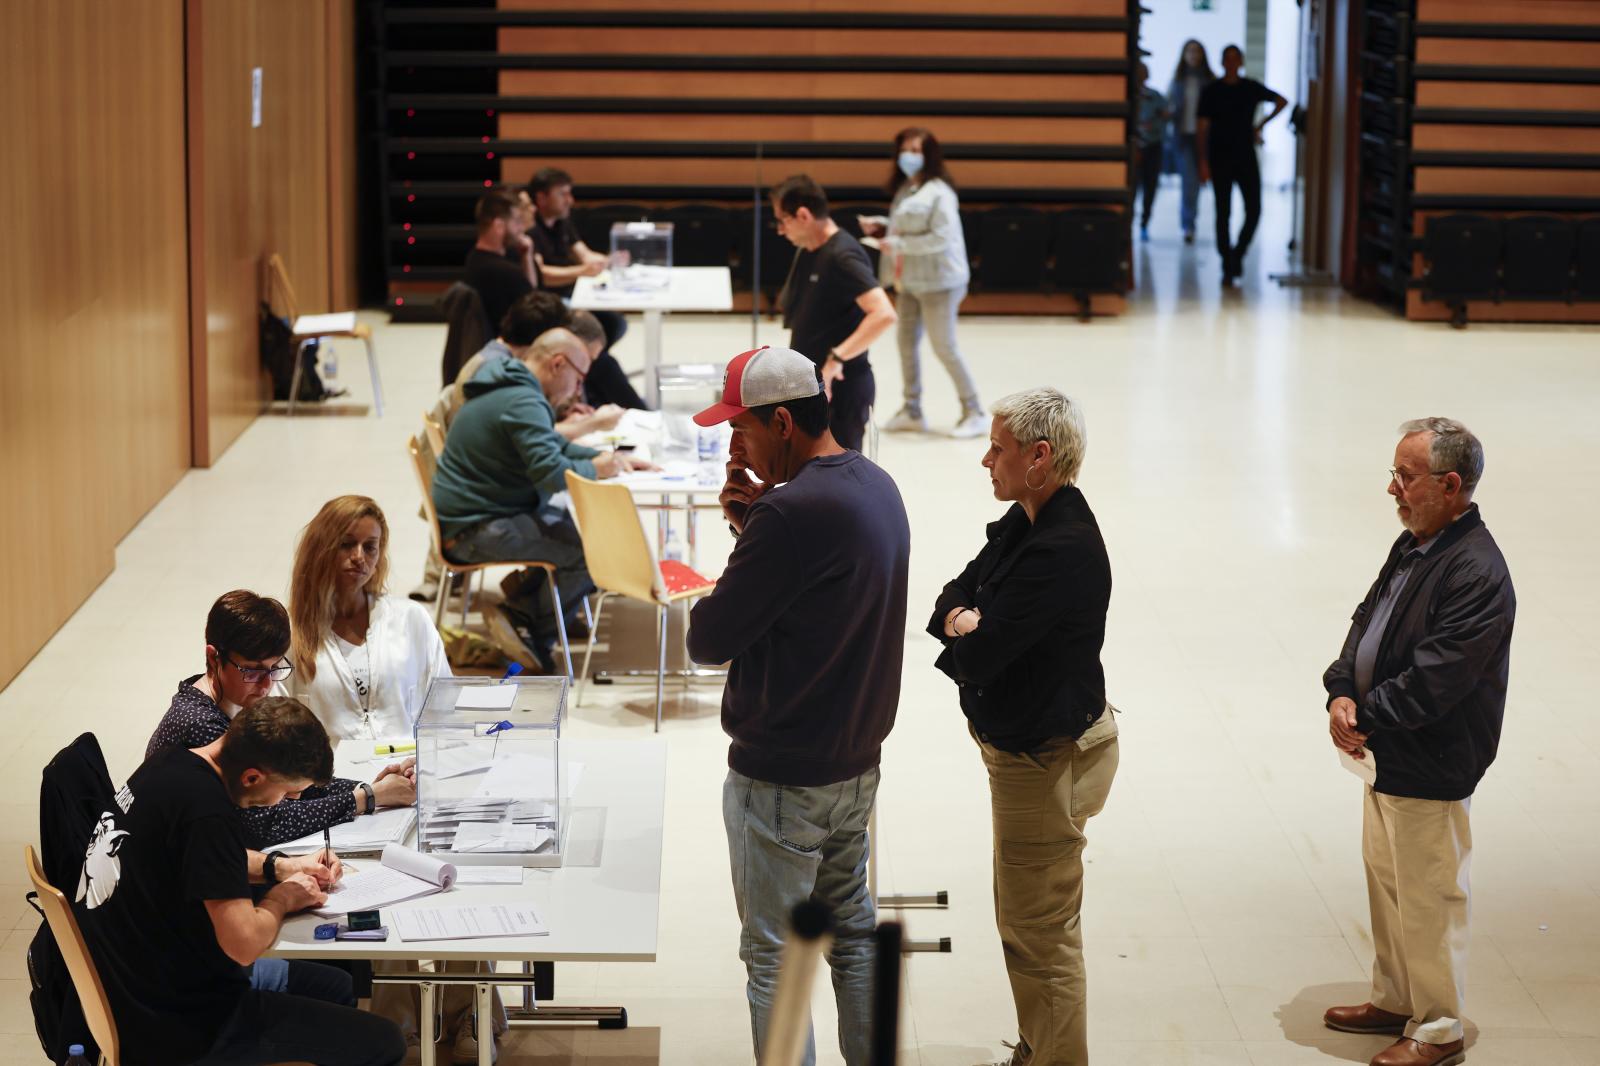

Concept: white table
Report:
left=570, top=266, right=733, bottom=407
left=269, top=738, right=666, bottom=1065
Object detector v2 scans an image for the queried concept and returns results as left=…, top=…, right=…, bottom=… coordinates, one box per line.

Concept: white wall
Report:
left=1139, top=0, right=1301, bottom=186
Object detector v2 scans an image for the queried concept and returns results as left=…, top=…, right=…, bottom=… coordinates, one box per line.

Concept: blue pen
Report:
left=486, top=718, right=515, bottom=758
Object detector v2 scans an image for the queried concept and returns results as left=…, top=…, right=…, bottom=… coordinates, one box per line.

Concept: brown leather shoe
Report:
left=1324, top=1003, right=1410, bottom=1035
left=1370, top=1038, right=1465, bottom=1066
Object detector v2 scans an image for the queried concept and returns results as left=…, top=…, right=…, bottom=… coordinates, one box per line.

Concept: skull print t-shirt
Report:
left=72, top=747, right=252, bottom=1064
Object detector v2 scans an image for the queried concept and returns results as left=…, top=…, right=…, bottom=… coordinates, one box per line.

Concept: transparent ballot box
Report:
left=609, top=220, right=673, bottom=292
left=414, top=675, right=569, bottom=867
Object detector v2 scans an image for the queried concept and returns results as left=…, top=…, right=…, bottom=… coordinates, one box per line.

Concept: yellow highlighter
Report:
left=374, top=741, right=416, bottom=756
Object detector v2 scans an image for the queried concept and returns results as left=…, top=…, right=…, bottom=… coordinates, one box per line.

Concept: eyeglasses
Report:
left=226, top=656, right=293, bottom=683
left=1388, top=467, right=1451, bottom=489
left=564, top=354, right=590, bottom=383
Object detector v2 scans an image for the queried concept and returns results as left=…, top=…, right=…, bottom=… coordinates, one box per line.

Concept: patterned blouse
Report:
left=145, top=676, right=360, bottom=849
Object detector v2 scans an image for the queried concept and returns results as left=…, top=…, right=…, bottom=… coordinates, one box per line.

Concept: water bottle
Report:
left=696, top=425, right=724, bottom=463
left=320, top=340, right=338, bottom=380
left=662, top=528, right=684, bottom=563
left=65, top=1046, right=92, bottom=1066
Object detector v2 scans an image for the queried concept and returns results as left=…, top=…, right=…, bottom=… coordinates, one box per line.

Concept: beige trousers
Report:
left=976, top=709, right=1120, bottom=1066
left=1362, top=787, right=1472, bottom=1045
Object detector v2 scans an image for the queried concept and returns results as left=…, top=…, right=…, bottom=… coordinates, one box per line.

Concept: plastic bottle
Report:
left=662, top=528, right=684, bottom=563
left=66, top=1047, right=92, bottom=1066
left=320, top=340, right=338, bottom=380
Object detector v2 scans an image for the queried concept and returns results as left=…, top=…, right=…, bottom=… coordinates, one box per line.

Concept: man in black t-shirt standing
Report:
left=463, top=187, right=541, bottom=334
left=1196, top=45, right=1288, bottom=286
left=772, top=174, right=898, bottom=452
left=73, top=698, right=405, bottom=1066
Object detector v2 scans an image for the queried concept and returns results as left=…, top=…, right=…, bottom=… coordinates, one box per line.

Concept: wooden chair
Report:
left=421, top=411, right=447, bottom=460
left=263, top=253, right=385, bottom=417
left=25, top=844, right=119, bottom=1066
left=408, top=436, right=573, bottom=677
left=25, top=846, right=317, bottom=1066
left=564, top=471, right=716, bottom=730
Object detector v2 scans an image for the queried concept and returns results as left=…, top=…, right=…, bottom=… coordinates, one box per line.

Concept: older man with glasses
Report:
left=1321, top=418, right=1516, bottom=1066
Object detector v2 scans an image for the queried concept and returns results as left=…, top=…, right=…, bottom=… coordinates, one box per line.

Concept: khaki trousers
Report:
left=976, top=709, right=1119, bottom=1066
left=1362, top=787, right=1472, bottom=1045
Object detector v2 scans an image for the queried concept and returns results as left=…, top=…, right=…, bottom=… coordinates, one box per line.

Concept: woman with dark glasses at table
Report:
left=145, top=589, right=416, bottom=850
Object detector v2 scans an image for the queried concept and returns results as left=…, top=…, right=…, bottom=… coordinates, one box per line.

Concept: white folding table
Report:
left=570, top=266, right=733, bottom=407
left=269, top=738, right=666, bottom=1066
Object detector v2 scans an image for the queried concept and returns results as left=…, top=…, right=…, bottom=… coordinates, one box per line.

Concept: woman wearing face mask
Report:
left=862, top=127, right=986, bottom=439
left=285, top=495, right=451, bottom=745
left=1166, top=39, right=1216, bottom=244
left=928, top=388, right=1119, bottom=1066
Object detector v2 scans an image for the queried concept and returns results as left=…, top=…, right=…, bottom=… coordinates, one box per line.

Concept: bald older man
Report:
left=433, top=324, right=653, bottom=670
left=1322, top=418, right=1515, bottom=1066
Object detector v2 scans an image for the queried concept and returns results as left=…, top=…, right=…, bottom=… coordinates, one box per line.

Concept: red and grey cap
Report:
left=693, top=346, right=820, bottom=427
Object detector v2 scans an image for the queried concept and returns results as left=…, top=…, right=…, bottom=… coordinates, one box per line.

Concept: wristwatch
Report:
left=358, top=781, right=376, bottom=815
left=825, top=348, right=842, bottom=364
left=263, top=850, right=288, bottom=885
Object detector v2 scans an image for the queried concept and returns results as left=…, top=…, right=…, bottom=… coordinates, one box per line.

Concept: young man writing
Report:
left=75, top=697, right=405, bottom=1065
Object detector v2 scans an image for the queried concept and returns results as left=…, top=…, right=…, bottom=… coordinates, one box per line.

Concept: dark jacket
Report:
left=439, top=282, right=492, bottom=388
left=431, top=357, right=600, bottom=540
left=1323, top=504, right=1515, bottom=801
left=928, top=486, right=1111, bottom=752
left=687, top=452, right=910, bottom=787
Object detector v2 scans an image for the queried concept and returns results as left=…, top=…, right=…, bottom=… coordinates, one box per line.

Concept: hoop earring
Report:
left=1024, top=466, right=1046, bottom=491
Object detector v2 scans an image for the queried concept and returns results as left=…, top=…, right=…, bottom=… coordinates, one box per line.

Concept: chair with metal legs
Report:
left=563, top=471, right=716, bottom=730
left=408, top=436, right=573, bottom=677
left=264, top=253, right=385, bottom=417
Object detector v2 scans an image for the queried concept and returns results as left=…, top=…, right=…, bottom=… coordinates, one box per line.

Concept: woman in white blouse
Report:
left=864, top=127, right=986, bottom=439
left=286, top=495, right=451, bottom=745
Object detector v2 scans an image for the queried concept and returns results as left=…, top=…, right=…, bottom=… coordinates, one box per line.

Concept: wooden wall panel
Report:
left=1417, top=38, right=1600, bottom=68
left=499, top=69, right=1125, bottom=102
left=1417, top=0, right=1600, bottom=26
left=497, top=26, right=1125, bottom=59
left=500, top=0, right=1126, bottom=13
left=1415, top=81, right=1600, bottom=110
left=499, top=113, right=1127, bottom=145
left=1413, top=166, right=1600, bottom=196
left=1413, top=124, right=1600, bottom=153
left=0, top=1, right=191, bottom=688
left=499, top=156, right=1125, bottom=189
left=189, top=0, right=339, bottom=465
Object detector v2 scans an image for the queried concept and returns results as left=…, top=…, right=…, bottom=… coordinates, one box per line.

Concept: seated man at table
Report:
left=464, top=187, right=540, bottom=336
left=527, top=167, right=636, bottom=399
left=146, top=589, right=418, bottom=851
left=566, top=307, right=647, bottom=411
left=432, top=327, right=654, bottom=669
left=73, top=697, right=406, bottom=1066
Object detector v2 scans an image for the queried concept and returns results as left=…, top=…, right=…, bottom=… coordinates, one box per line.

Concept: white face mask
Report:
left=897, top=151, right=925, bottom=178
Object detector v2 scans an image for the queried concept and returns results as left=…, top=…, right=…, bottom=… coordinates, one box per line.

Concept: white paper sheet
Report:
left=393, top=904, right=547, bottom=942
left=312, top=844, right=456, bottom=916
left=451, top=822, right=552, bottom=854
left=276, top=808, right=417, bottom=855
left=1340, top=747, right=1378, bottom=786
left=455, top=866, right=525, bottom=886
left=292, top=311, right=357, bottom=335
left=453, top=685, right=518, bottom=710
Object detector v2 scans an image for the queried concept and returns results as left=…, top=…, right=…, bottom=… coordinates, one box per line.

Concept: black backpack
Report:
left=28, top=732, right=116, bottom=1064
left=259, top=301, right=326, bottom=402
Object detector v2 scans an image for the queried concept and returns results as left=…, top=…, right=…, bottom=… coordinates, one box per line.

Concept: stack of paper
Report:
left=277, top=808, right=417, bottom=855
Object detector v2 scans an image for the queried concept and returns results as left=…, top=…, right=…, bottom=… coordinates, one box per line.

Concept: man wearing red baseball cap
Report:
left=688, top=345, right=911, bottom=1066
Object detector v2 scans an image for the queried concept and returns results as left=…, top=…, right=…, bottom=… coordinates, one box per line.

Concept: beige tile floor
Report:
left=3, top=195, right=1598, bottom=1064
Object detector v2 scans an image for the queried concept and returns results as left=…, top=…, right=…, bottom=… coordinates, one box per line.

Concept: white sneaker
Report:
left=950, top=412, right=989, bottom=439
left=883, top=407, right=927, bottom=433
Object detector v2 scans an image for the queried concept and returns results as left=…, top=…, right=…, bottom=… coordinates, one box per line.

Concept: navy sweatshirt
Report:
left=687, top=452, right=910, bottom=786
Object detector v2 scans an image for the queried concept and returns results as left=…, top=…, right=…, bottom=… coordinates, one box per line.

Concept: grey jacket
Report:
left=878, top=178, right=970, bottom=295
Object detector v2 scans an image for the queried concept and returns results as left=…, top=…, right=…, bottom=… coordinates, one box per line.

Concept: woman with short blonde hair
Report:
left=927, top=388, right=1118, bottom=1065
left=286, top=495, right=450, bottom=743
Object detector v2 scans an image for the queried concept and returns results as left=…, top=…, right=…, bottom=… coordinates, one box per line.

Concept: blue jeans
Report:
left=1178, top=133, right=1200, bottom=235
left=723, top=767, right=880, bottom=1066
left=446, top=508, right=593, bottom=634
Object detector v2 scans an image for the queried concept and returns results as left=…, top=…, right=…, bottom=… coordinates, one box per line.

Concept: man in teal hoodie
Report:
left=433, top=330, right=650, bottom=668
